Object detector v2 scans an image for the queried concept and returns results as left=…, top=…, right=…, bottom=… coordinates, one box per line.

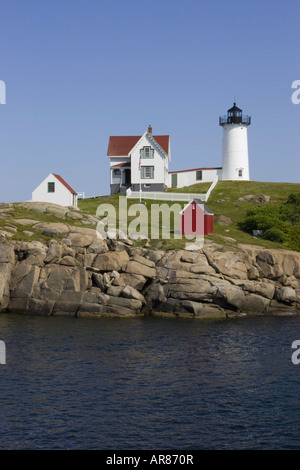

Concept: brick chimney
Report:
left=148, top=124, right=152, bottom=134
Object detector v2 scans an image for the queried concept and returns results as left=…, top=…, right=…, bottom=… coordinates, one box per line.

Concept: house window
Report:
left=48, top=182, right=55, bottom=193
left=141, top=166, right=154, bottom=179
left=238, top=169, right=243, bottom=177
left=140, top=146, right=154, bottom=159
left=196, top=170, right=202, bottom=181
left=113, top=169, right=121, bottom=177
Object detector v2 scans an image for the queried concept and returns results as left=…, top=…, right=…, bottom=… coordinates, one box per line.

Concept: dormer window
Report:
left=140, top=146, right=154, bottom=159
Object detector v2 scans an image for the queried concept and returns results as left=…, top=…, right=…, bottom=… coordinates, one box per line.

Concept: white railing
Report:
left=77, top=192, right=85, bottom=199
left=126, top=176, right=218, bottom=202
left=205, top=175, right=218, bottom=200
left=126, top=188, right=205, bottom=202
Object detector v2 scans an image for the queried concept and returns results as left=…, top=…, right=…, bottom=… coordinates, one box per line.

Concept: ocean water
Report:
left=0, top=313, right=299, bottom=450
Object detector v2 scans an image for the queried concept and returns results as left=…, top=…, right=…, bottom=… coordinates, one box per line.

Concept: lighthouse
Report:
left=219, top=103, right=251, bottom=181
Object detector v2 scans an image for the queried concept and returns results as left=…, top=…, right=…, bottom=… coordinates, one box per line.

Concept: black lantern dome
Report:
left=219, top=102, right=251, bottom=126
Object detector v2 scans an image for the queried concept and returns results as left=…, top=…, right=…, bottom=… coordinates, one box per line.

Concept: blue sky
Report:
left=0, top=0, right=299, bottom=202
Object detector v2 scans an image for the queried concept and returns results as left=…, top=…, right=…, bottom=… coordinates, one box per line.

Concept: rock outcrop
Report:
left=237, top=194, right=271, bottom=203
left=0, top=231, right=299, bottom=319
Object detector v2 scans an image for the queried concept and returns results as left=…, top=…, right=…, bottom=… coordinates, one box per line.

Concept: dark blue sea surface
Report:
left=0, top=313, right=299, bottom=450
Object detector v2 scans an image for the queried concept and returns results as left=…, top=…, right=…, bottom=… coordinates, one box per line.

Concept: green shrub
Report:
left=286, top=226, right=300, bottom=251
left=239, top=206, right=285, bottom=232
left=240, top=193, right=300, bottom=250
left=285, top=193, right=300, bottom=206
left=282, top=193, right=300, bottom=225
left=262, top=227, right=286, bottom=243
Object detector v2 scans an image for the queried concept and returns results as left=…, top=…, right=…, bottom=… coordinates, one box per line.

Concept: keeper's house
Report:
left=107, top=125, right=171, bottom=194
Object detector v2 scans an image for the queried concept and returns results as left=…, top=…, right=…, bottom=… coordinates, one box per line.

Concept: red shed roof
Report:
left=107, top=135, right=170, bottom=156
left=180, top=199, right=214, bottom=215
left=53, top=174, right=77, bottom=195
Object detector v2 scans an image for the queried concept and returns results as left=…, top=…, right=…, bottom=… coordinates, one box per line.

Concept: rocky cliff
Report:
left=0, top=223, right=299, bottom=319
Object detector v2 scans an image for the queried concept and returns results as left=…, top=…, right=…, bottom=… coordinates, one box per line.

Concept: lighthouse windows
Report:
left=238, top=169, right=243, bottom=177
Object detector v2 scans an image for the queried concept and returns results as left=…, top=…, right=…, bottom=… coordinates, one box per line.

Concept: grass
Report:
left=78, top=181, right=300, bottom=251
left=2, top=180, right=299, bottom=250
left=205, top=181, right=300, bottom=250
left=0, top=203, right=96, bottom=242
left=207, top=180, right=300, bottom=224
left=77, top=194, right=120, bottom=215
left=78, top=195, right=189, bottom=250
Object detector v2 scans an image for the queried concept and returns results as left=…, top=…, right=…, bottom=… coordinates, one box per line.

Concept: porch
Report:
left=110, top=164, right=131, bottom=194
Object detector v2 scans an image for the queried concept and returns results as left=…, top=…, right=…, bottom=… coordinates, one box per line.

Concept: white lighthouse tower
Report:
left=219, top=103, right=251, bottom=181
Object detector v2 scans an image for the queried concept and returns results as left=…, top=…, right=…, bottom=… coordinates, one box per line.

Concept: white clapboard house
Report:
left=32, top=173, right=78, bottom=207
left=107, top=125, right=171, bottom=194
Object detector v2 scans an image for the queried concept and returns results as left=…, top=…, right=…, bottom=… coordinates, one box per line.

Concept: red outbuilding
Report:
left=180, top=198, right=214, bottom=236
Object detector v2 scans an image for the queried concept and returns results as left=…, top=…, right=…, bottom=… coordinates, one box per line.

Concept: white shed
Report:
left=167, top=167, right=222, bottom=189
left=32, top=173, right=78, bottom=207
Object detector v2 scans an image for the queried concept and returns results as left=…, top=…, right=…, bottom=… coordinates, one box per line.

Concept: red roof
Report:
left=107, top=135, right=170, bottom=156
left=111, top=162, right=130, bottom=167
left=53, top=174, right=77, bottom=195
